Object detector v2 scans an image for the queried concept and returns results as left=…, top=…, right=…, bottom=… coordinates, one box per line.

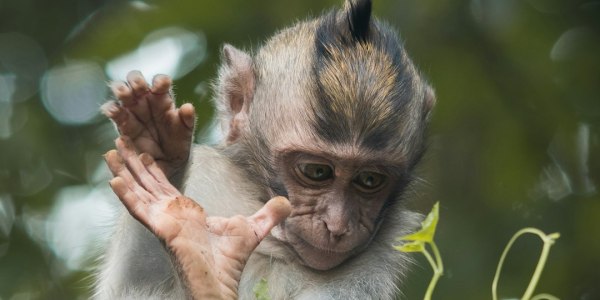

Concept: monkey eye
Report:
left=297, top=163, right=334, bottom=182
left=353, top=171, right=386, bottom=192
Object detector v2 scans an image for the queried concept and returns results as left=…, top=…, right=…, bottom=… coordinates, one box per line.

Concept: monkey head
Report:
left=213, top=0, right=435, bottom=271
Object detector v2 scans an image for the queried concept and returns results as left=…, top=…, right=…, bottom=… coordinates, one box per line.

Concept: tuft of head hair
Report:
left=346, top=0, right=372, bottom=42
left=315, top=0, right=374, bottom=52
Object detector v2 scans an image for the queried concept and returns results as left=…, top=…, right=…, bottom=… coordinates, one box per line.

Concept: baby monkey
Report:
left=98, top=0, right=435, bottom=299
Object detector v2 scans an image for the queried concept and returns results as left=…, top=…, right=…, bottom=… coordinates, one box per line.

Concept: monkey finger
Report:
left=248, top=197, right=292, bottom=241
left=116, top=138, right=161, bottom=194
left=101, top=101, right=146, bottom=139
left=156, top=103, right=195, bottom=160
left=178, top=103, right=196, bottom=130
left=120, top=72, right=156, bottom=135
left=104, top=149, right=125, bottom=176
left=139, top=153, right=181, bottom=199
left=126, top=70, right=150, bottom=97
left=101, top=101, right=127, bottom=123
left=106, top=151, right=158, bottom=206
left=109, top=81, right=135, bottom=104
left=104, top=150, right=140, bottom=190
left=108, top=164, right=158, bottom=207
left=148, top=75, right=176, bottom=122
left=109, top=177, right=150, bottom=225
left=115, top=138, right=146, bottom=175
left=150, top=74, right=172, bottom=95
left=115, top=136, right=139, bottom=158
left=139, top=153, right=168, bottom=182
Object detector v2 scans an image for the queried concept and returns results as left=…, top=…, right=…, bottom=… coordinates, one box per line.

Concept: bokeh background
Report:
left=1, top=0, right=599, bottom=299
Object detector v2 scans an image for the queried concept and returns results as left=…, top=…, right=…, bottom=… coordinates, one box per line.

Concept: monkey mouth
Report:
left=297, top=236, right=352, bottom=254
left=285, top=230, right=356, bottom=270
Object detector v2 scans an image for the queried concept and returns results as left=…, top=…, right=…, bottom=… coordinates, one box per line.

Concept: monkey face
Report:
left=224, top=0, right=434, bottom=272
left=273, top=149, right=403, bottom=270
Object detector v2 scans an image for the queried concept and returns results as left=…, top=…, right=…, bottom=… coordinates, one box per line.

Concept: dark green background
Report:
left=0, top=0, right=599, bottom=299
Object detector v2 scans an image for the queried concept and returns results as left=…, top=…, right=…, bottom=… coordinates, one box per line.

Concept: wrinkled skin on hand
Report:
left=105, top=137, right=291, bottom=299
left=102, top=71, right=196, bottom=179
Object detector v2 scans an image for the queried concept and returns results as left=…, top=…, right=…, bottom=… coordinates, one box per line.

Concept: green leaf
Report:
left=253, top=278, right=271, bottom=300
left=394, top=240, right=425, bottom=252
left=397, top=202, right=440, bottom=243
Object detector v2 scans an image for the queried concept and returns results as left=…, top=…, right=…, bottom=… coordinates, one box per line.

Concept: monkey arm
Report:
left=104, top=137, right=291, bottom=299
left=102, top=71, right=196, bottom=187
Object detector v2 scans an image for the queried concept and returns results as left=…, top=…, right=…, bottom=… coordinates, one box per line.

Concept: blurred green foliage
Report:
left=0, top=0, right=599, bottom=299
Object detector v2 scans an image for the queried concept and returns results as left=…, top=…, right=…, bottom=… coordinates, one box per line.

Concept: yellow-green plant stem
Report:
left=530, top=294, right=560, bottom=300
left=492, top=227, right=560, bottom=300
left=422, top=242, right=444, bottom=300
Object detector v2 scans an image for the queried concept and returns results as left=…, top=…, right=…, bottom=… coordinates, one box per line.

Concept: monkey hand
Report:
left=105, top=137, right=291, bottom=300
left=102, top=71, right=196, bottom=180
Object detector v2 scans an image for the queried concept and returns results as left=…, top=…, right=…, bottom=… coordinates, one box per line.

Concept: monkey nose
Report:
left=324, top=219, right=350, bottom=238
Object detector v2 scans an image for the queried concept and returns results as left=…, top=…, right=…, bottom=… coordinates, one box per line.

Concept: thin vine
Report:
left=492, top=228, right=560, bottom=300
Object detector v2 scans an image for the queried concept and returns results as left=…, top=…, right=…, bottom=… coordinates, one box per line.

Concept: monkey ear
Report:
left=215, top=44, right=255, bottom=144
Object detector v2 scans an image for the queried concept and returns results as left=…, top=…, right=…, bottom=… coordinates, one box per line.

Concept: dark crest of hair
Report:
left=315, top=0, right=373, bottom=53
left=347, top=0, right=372, bottom=42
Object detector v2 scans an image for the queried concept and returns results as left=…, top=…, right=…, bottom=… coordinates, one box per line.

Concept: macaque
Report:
left=96, top=0, right=436, bottom=299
